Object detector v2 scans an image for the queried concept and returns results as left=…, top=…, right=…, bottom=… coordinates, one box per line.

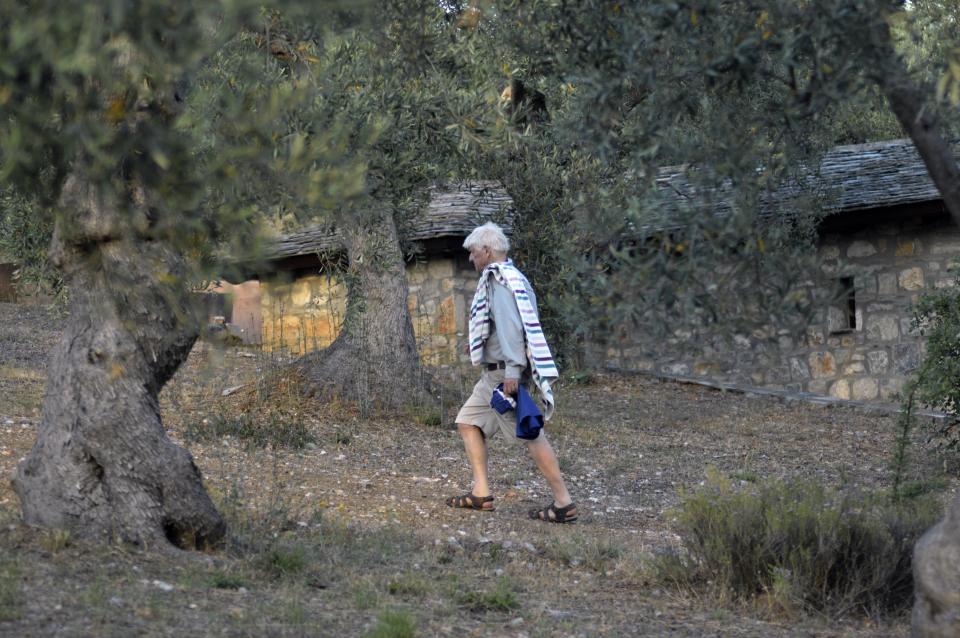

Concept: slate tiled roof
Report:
left=262, top=181, right=514, bottom=262
left=264, top=138, right=946, bottom=262
left=808, top=139, right=944, bottom=211
left=653, top=138, right=948, bottom=217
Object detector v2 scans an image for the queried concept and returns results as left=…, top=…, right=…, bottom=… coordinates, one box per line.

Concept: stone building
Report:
left=604, top=139, right=959, bottom=401
left=227, top=139, right=955, bottom=403
left=233, top=182, right=513, bottom=366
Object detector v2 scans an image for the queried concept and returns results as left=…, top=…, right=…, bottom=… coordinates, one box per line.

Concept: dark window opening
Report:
left=829, top=276, right=857, bottom=334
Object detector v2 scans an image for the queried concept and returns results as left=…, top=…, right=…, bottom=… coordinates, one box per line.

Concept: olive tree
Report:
left=194, top=4, right=495, bottom=407
left=0, top=1, right=372, bottom=550
left=463, top=2, right=960, bottom=632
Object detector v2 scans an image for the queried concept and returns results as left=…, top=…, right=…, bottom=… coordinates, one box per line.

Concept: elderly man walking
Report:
left=446, top=222, right=577, bottom=523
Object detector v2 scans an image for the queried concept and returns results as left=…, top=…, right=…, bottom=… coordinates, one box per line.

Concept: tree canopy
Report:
left=3, top=0, right=960, bottom=554
left=443, top=0, right=960, bottom=359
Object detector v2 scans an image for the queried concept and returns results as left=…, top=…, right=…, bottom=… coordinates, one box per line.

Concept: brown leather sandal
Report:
left=528, top=502, right=578, bottom=523
left=446, top=493, right=495, bottom=511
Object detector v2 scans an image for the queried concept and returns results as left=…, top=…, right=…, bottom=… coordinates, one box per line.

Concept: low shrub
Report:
left=365, top=610, right=416, bottom=638
left=264, top=544, right=309, bottom=579
left=386, top=574, right=431, bottom=598
left=657, top=469, right=941, bottom=618
left=544, top=534, right=623, bottom=572
left=0, top=558, right=22, bottom=622
left=208, top=572, right=248, bottom=590
left=907, top=266, right=960, bottom=453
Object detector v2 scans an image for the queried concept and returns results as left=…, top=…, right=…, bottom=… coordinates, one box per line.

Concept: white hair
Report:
left=463, top=221, right=510, bottom=254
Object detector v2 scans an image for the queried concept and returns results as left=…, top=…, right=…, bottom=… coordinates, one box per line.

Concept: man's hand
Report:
left=503, top=378, right=519, bottom=396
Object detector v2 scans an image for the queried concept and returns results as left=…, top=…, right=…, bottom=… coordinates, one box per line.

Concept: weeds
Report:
left=281, top=590, right=307, bottom=625
left=894, top=477, right=949, bottom=499
left=414, top=410, right=442, bottom=427
left=38, top=528, right=71, bottom=553
left=565, top=370, right=593, bottom=386
left=0, top=558, right=22, bottom=622
left=458, top=577, right=520, bottom=612
left=657, top=468, right=942, bottom=618
left=353, top=582, right=381, bottom=610
left=264, top=544, right=309, bottom=579
left=365, top=609, right=416, bottom=638
left=185, top=413, right=315, bottom=449
left=386, top=573, right=431, bottom=598
left=544, top=534, right=623, bottom=572
left=729, top=470, right=758, bottom=483
left=209, top=571, right=248, bottom=590
left=891, top=384, right=918, bottom=498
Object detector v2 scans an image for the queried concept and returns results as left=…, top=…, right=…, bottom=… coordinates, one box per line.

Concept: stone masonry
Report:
left=260, top=256, right=478, bottom=366
left=603, top=215, right=960, bottom=401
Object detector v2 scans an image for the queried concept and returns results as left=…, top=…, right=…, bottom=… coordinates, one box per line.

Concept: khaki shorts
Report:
left=456, top=369, right=530, bottom=442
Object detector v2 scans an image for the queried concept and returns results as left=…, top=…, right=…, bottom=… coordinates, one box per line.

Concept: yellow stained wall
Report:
left=261, top=258, right=470, bottom=365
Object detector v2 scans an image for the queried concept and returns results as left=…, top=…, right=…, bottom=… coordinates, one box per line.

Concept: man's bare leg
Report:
left=526, top=433, right=574, bottom=509
left=457, top=422, right=491, bottom=498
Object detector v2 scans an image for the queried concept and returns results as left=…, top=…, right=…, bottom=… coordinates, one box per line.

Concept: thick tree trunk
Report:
left=912, top=498, right=960, bottom=637
left=858, top=23, right=960, bottom=637
left=11, top=173, right=225, bottom=550
left=871, top=24, right=960, bottom=227
left=878, top=74, right=960, bottom=226
left=298, top=211, right=429, bottom=408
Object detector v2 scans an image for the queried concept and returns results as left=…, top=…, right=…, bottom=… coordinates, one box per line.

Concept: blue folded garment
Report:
left=490, top=386, right=516, bottom=414
left=491, top=383, right=543, bottom=440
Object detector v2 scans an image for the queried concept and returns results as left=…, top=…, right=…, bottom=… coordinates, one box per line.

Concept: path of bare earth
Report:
left=0, top=301, right=928, bottom=636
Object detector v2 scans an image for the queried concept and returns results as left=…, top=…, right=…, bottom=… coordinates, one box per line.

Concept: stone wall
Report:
left=604, top=214, right=960, bottom=402
left=260, top=255, right=478, bottom=366
left=261, top=274, right=348, bottom=355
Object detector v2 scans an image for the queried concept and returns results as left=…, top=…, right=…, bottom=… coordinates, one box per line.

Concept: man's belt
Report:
left=485, top=361, right=507, bottom=371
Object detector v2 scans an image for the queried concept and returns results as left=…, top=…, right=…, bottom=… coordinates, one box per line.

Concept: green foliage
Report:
left=208, top=571, right=248, bottom=590
left=0, top=558, right=22, bottom=622
left=413, top=410, right=442, bottom=428
left=365, top=610, right=416, bottom=638
left=264, top=543, right=309, bottom=579
left=729, top=470, right=759, bottom=483
left=894, top=477, right=949, bottom=499
left=564, top=370, right=594, bottom=386
left=543, top=534, right=623, bottom=573
left=0, top=190, right=62, bottom=299
left=0, top=0, right=387, bottom=306
left=907, top=266, right=960, bottom=451
left=452, top=0, right=960, bottom=364
left=38, top=529, right=72, bottom=554
left=386, top=574, right=430, bottom=598
left=185, top=413, right=315, bottom=449
left=890, top=384, right=918, bottom=497
left=658, top=470, right=941, bottom=617
left=353, top=583, right=381, bottom=610
left=457, top=577, right=520, bottom=612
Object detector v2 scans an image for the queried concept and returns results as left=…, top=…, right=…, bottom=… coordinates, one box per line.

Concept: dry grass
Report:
left=0, top=302, right=940, bottom=636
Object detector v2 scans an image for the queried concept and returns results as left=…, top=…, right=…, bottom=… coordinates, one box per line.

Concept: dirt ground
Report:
left=0, top=301, right=943, bottom=637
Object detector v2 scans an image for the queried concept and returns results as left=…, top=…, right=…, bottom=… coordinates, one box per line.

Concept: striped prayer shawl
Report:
left=468, top=260, right=559, bottom=420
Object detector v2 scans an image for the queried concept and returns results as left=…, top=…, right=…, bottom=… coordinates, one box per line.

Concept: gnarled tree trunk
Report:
left=877, top=73, right=960, bottom=229
left=12, top=173, right=225, bottom=550
left=912, top=496, right=960, bottom=637
left=298, top=210, right=429, bottom=408
left=859, top=24, right=960, bottom=638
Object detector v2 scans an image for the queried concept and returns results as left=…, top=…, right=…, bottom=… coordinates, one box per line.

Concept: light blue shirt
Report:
left=481, top=266, right=537, bottom=380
